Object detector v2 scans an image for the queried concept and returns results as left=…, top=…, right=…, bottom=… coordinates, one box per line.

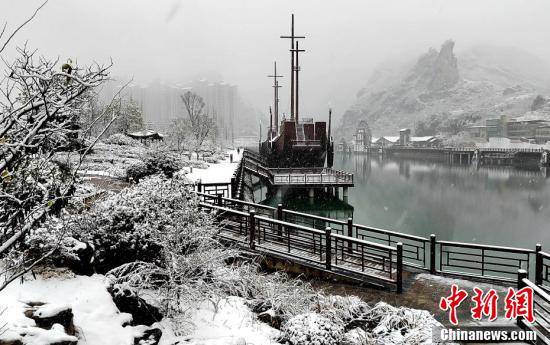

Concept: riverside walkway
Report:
left=193, top=148, right=550, bottom=342
left=194, top=192, right=550, bottom=342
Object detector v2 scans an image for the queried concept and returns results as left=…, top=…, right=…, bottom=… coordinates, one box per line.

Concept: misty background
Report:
left=2, top=0, right=550, bottom=137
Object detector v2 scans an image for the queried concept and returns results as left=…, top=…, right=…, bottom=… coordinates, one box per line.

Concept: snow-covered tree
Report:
left=108, top=97, right=144, bottom=134
left=0, top=4, right=113, bottom=290
left=180, top=91, right=216, bottom=150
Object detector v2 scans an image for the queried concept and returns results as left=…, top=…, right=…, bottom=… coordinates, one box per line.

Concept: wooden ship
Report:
left=259, top=14, right=334, bottom=169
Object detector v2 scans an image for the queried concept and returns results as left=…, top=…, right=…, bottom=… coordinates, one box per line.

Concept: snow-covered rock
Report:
left=0, top=274, right=141, bottom=345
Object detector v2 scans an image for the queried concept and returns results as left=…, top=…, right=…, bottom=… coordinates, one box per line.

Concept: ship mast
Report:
left=291, top=41, right=305, bottom=124
left=280, top=14, right=305, bottom=123
left=267, top=61, right=283, bottom=135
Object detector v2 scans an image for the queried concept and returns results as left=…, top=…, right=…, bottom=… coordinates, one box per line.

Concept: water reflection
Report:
left=336, top=153, right=550, bottom=249
left=261, top=190, right=354, bottom=221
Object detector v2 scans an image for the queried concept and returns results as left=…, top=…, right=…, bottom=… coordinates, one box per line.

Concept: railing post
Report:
left=277, top=204, right=283, bottom=239
left=325, top=227, right=332, bottom=270
left=217, top=193, right=223, bottom=207
left=230, top=177, right=236, bottom=198
left=536, top=243, right=543, bottom=286
left=249, top=210, right=256, bottom=250
left=517, top=269, right=528, bottom=328
left=197, top=180, right=202, bottom=194
left=430, top=234, right=436, bottom=274
left=347, top=218, right=353, bottom=253
left=397, top=242, right=403, bottom=293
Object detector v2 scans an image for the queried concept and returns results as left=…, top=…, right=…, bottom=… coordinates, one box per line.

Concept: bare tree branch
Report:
left=0, top=0, right=49, bottom=54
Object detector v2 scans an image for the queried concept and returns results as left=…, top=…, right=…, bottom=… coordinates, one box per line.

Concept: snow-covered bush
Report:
left=316, top=295, right=370, bottom=325
left=68, top=174, right=239, bottom=333
left=275, top=299, right=439, bottom=345
left=282, top=313, right=344, bottom=345
left=71, top=175, right=201, bottom=272
left=359, top=302, right=440, bottom=344
left=126, top=150, right=185, bottom=182
left=103, top=133, right=143, bottom=146
left=240, top=270, right=317, bottom=324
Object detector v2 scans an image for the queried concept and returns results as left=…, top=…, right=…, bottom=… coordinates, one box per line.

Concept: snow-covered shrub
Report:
left=341, top=328, right=373, bottom=345
left=70, top=174, right=240, bottom=333
left=352, top=302, right=440, bottom=345
left=71, top=175, right=202, bottom=272
left=125, top=161, right=149, bottom=182
left=241, top=270, right=317, bottom=324
left=316, top=295, right=370, bottom=326
left=103, top=133, right=143, bottom=146
left=282, top=313, right=344, bottom=345
left=126, top=150, right=185, bottom=182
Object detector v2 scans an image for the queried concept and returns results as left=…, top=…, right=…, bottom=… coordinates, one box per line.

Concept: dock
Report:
left=355, top=146, right=550, bottom=167
left=240, top=149, right=353, bottom=199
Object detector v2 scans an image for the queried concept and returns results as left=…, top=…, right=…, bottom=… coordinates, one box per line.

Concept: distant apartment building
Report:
left=467, top=115, right=550, bottom=143
left=189, top=79, right=237, bottom=142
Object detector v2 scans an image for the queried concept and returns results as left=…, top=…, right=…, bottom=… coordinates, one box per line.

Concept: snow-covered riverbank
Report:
left=183, top=149, right=242, bottom=184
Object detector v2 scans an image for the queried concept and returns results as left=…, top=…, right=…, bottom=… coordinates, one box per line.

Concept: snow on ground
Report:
left=183, top=149, right=242, bottom=184
left=0, top=273, right=140, bottom=345
left=161, top=296, right=280, bottom=345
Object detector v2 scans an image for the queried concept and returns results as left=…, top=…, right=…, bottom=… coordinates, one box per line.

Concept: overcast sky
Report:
left=2, top=0, right=550, bottom=119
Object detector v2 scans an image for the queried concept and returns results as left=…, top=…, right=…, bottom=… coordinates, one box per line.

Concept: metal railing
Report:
left=436, top=240, right=533, bottom=282
left=198, top=201, right=403, bottom=292
left=280, top=209, right=427, bottom=270
left=536, top=247, right=550, bottom=291
left=517, top=270, right=550, bottom=344
left=291, top=140, right=322, bottom=147
left=199, top=202, right=250, bottom=244
left=272, top=168, right=353, bottom=186
left=331, top=232, right=402, bottom=290
left=196, top=192, right=276, bottom=218
left=194, top=161, right=550, bottom=295
left=354, top=224, right=428, bottom=270
left=282, top=209, right=347, bottom=234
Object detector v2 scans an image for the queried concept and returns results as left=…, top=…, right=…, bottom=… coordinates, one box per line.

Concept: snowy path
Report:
left=184, top=149, right=242, bottom=184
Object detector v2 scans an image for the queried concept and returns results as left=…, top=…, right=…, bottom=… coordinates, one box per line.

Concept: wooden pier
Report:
left=373, top=146, right=550, bottom=167
left=240, top=149, right=353, bottom=198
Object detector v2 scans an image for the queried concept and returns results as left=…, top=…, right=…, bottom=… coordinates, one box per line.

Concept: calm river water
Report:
left=261, top=153, right=550, bottom=250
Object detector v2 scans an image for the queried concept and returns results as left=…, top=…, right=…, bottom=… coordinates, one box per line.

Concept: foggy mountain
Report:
left=336, top=41, right=550, bottom=138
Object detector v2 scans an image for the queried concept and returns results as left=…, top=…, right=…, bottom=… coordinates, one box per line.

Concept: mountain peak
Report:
left=406, top=39, right=459, bottom=91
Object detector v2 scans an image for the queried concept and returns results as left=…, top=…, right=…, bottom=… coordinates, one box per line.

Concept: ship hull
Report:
left=260, top=119, right=333, bottom=168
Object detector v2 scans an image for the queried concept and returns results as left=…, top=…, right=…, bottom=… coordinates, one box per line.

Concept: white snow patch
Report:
left=33, top=303, right=71, bottom=318
left=14, top=323, right=78, bottom=345
left=161, top=296, right=280, bottom=345
left=0, top=274, right=139, bottom=345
